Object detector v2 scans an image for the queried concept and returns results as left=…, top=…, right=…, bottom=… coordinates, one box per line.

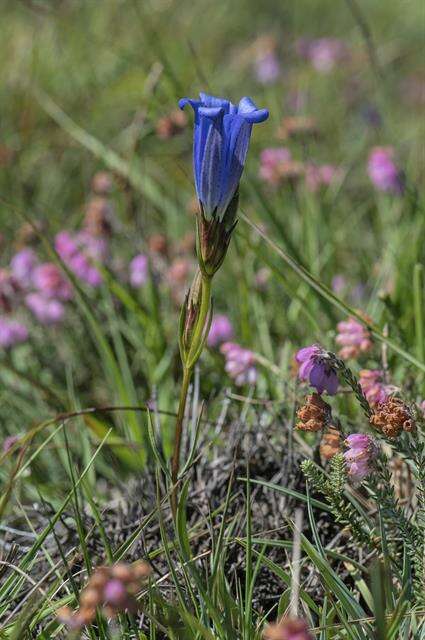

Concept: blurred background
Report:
left=0, top=0, right=424, bottom=470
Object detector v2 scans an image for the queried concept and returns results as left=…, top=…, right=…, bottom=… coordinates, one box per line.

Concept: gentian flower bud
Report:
left=179, top=92, right=268, bottom=276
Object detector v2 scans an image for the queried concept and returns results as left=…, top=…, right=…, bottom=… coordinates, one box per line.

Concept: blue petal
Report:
left=199, top=92, right=231, bottom=111
left=218, top=114, right=252, bottom=214
left=198, top=110, right=225, bottom=214
left=179, top=97, right=202, bottom=112
left=238, top=97, right=269, bottom=123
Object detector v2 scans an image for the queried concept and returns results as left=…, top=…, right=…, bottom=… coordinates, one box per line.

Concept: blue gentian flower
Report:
left=179, top=92, right=269, bottom=221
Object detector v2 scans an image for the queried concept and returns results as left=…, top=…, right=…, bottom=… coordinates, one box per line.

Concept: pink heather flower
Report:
left=305, top=163, right=341, bottom=192
left=296, top=344, right=338, bottom=395
left=0, top=319, right=28, bottom=348
left=419, top=400, right=425, bottom=417
left=335, top=317, right=372, bottom=360
left=367, top=147, right=404, bottom=195
left=10, top=248, right=38, bottom=288
left=2, top=434, right=19, bottom=454
left=76, top=231, right=109, bottom=262
left=297, top=38, right=349, bottom=73
left=129, top=254, right=149, bottom=288
left=25, top=293, right=65, bottom=325
left=264, top=617, right=313, bottom=640
left=103, top=579, right=128, bottom=606
left=254, top=51, right=281, bottom=84
left=344, top=433, right=378, bottom=482
left=32, top=263, right=73, bottom=300
left=331, top=274, right=347, bottom=295
left=359, top=369, right=390, bottom=406
left=220, top=342, right=257, bottom=386
left=207, top=314, right=234, bottom=347
left=259, top=147, right=292, bottom=185
left=55, top=231, right=102, bottom=287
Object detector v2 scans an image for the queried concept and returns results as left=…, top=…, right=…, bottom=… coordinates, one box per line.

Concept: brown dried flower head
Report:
left=277, top=116, right=318, bottom=141
left=57, top=561, right=151, bottom=630
left=263, top=617, right=313, bottom=639
left=296, top=393, right=332, bottom=432
left=320, top=426, right=341, bottom=459
left=156, top=109, right=188, bottom=139
left=370, top=397, right=415, bottom=438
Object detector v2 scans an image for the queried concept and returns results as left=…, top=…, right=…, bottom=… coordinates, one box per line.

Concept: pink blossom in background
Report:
left=359, top=369, right=390, bottom=406
left=2, top=434, right=19, bottom=454
left=207, top=314, right=234, bottom=347
left=220, top=342, right=257, bottom=386
left=296, top=38, right=349, bottom=73
left=254, top=51, right=281, bottom=84
left=259, top=148, right=292, bottom=185
left=55, top=231, right=103, bottom=287
left=25, top=293, right=65, bottom=325
left=367, top=147, right=404, bottom=195
left=335, top=317, right=372, bottom=359
left=0, top=318, right=28, bottom=348
left=129, top=254, right=149, bottom=287
left=10, top=248, right=38, bottom=288
left=33, top=263, right=73, bottom=300
left=419, top=400, right=425, bottom=416
left=305, top=163, right=341, bottom=192
left=344, top=433, right=378, bottom=482
left=331, top=274, right=347, bottom=295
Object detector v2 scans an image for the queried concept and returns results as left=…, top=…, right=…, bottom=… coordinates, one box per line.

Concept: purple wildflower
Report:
left=207, top=314, right=234, bottom=347
left=254, top=51, right=280, bottom=84
left=295, top=344, right=338, bottom=395
left=296, top=38, right=349, bottom=73
left=55, top=231, right=103, bottom=287
left=367, top=147, right=404, bottom=195
left=33, top=263, right=73, bottom=300
left=129, top=254, right=149, bottom=288
left=2, top=434, right=19, bottom=454
left=0, top=318, right=28, bottom=348
left=25, top=293, right=65, bottom=325
left=259, top=147, right=292, bottom=185
left=336, top=317, right=372, bottom=360
left=304, top=163, right=341, bottom=192
left=10, top=248, right=38, bottom=288
left=220, top=342, right=257, bottom=386
left=359, top=369, right=391, bottom=406
left=344, top=433, right=378, bottom=482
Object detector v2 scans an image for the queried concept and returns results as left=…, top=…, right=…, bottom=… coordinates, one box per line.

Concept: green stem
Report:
left=171, top=274, right=212, bottom=516
left=171, top=365, right=192, bottom=517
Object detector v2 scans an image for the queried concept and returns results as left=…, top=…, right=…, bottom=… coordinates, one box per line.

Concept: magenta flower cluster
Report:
left=344, top=434, right=378, bottom=482
left=220, top=342, right=257, bottom=386
left=296, top=37, right=349, bottom=73
left=335, top=317, right=372, bottom=360
left=359, top=369, right=391, bottom=406
left=296, top=344, right=338, bottom=395
left=55, top=231, right=105, bottom=287
left=207, top=314, right=234, bottom=348
left=367, top=146, right=404, bottom=195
